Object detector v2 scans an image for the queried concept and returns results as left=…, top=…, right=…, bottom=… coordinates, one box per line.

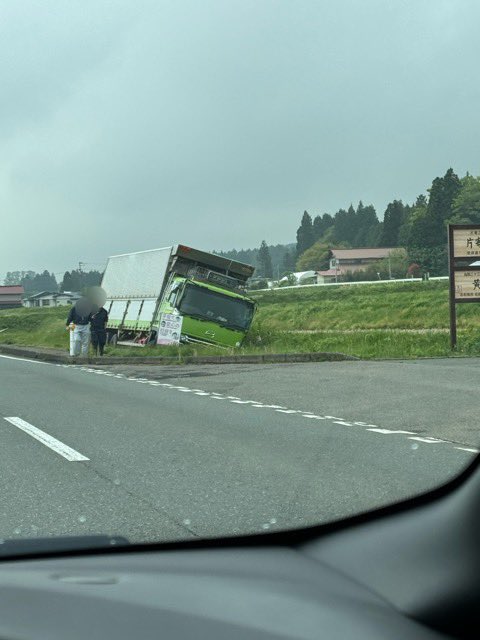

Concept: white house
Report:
left=23, top=291, right=81, bottom=308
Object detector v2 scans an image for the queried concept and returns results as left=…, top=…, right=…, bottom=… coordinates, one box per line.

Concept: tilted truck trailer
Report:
left=101, top=245, right=257, bottom=348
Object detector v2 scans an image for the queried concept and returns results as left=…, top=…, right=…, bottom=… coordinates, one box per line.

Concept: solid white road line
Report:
left=0, top=354, right=50, bottom=365
left=4, top=417, right=89, bottom=462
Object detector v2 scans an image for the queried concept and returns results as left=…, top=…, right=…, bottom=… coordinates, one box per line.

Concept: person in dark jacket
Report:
left=66, top=298, right=93, bottom=356
left=90, top=306, right=109, bottom=356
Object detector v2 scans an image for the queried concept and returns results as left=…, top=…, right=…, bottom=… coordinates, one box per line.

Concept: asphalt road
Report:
left=0, top=355, right=478, bottom=545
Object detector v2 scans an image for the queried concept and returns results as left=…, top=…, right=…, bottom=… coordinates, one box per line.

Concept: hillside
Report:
left=251, top=280, right=460, bottom=331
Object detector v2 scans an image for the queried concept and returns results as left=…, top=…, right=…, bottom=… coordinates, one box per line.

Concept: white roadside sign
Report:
left=157, top=313, right=183, bottom=345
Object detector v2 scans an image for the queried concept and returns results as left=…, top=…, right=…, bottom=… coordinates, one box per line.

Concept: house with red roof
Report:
left=0, top=285, right=24, bottom=310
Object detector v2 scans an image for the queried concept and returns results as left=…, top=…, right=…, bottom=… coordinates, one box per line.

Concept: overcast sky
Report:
left=1, top=0, right=480, bottom=279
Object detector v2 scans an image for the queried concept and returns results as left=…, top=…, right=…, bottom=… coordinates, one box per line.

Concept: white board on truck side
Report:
left=101, top=246, right=173, bottom=299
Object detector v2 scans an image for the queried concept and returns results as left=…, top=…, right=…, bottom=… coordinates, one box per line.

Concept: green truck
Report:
left=101, top=245, right=256, bottom=348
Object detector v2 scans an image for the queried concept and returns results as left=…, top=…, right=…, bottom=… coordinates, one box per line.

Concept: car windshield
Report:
left=0, top=0, right=479, bottom=557
left=179, top=284, right=254, bottom=330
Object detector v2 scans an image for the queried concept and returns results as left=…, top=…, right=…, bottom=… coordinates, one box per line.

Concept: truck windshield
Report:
left=179, top=284, right=254, bottom=331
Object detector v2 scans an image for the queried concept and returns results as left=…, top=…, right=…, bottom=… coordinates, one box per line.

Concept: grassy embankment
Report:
left=1, top=280, right=480, bottom=359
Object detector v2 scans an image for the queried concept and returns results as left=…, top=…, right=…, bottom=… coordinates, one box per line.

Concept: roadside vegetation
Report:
left=2, top=279, right=480, bottom=359
left=250, top=279, right=480, bottom=330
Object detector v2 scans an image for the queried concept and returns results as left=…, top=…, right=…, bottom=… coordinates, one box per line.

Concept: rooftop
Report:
left=24, top=291, right=81, bottom=300
left=0, top=285, right=24, bottom=295
left=331, top=247, right=404, bottom=260
left=317, top=269, right=338, bottom=276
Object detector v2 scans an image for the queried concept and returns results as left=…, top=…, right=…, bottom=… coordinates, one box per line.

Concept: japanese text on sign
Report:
left=452, top=228, right=480, bottom=257
left=157, top=312, right=183, bottom=345
left=453, top=270, right=480, bottom=301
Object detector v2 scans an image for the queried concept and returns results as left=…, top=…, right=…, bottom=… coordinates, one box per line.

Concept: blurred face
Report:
left=75, top=297, right=93, bottom=316
left=87, top=286, right=107, bottom=308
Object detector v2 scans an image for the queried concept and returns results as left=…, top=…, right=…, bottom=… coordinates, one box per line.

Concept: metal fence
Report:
left=250, top=276, right=449, bottom=293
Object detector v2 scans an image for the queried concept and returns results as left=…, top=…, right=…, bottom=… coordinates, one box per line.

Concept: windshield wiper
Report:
left=0, top=535, right=130, bottom=557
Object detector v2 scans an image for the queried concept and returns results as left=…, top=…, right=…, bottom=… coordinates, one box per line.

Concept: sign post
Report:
left=448, top=224, right=480, bottom=349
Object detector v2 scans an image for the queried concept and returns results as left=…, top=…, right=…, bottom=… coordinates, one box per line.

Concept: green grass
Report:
left=252, top=280, right=480, bottom=330
left=1, top=280, right=480, bottom=359
left=0, top=307, right=69, bottom=349
left=242, top=329, right=463, bottom=359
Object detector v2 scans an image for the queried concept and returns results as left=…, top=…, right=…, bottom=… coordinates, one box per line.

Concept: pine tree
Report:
left=296, top=211, right=315, bottom=256
left=354, top=202, right=379, bottom=247
left=415, top=194, right=427, bottom=208
left=312, top=216, right=323, bottom=241
left=425, top=168, right=461, bottom=246
left=31, top=270, right=58, bottom=292
left=257, top=240, right=273, bottom=278
left=333, top=205, right=358, bottom=245
left=381, top=200, right=405, bottom=247
left=451, top=174, right=480, bottom=223
left=312, top=213, right=334, bottom=242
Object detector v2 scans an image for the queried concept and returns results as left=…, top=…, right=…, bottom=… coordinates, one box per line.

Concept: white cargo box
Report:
left=101, top=246, right=173, bottom=299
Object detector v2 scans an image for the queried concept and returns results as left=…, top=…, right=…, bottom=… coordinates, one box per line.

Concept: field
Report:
left=1, top=280, right=480, bottom=359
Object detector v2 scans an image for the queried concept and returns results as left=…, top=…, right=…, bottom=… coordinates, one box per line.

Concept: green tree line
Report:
left=215, top=243, right=296, bottom=279
left=3, top=269, right=102, bottom=295
left=218, top=167, right=480, bottom=282
left=294, top=168, right=473, bottom=277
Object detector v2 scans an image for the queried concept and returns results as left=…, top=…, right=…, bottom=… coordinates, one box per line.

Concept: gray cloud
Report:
left=2, top=0, right=480, bottom=277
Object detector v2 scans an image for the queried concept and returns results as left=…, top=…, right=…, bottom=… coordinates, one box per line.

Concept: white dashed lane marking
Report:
left=367, top=428, right=416, bottom=435
left=55, top=363, right=480, bottom=457
left=409, top=436, right=448, bottom=444
left=3, top=417, right=89, bottom=462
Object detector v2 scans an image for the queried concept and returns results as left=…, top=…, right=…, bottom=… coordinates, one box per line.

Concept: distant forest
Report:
left=214, top=243, right=297, bottom=280
left=3, top=269, right=102, bottom=295
left=216, top=168, right=480, bottom=280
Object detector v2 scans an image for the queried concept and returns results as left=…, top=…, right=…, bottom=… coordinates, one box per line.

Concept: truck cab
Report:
left=159, top=275, right=256, bottom=348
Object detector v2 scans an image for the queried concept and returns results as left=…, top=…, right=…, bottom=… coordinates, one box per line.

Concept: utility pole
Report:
left=78, top=262, right=86, bottom=292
